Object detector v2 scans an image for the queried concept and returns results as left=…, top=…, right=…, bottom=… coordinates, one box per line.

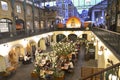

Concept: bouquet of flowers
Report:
left=52, top=42, right=75, bottom=56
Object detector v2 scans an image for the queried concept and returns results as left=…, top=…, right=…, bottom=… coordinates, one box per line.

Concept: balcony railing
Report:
left=0, top=27, right=89, bottom=44
left=80, top=62, right=120, bottom=80
left=0, top=27, right=120, bottom=60
left=91, top=27, right=120, bottom=59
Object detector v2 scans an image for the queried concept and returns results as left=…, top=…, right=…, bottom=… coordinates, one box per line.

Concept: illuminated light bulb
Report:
left=94, top=42, right=97, bottom=46
left=98, top=50, right=102, bottom=55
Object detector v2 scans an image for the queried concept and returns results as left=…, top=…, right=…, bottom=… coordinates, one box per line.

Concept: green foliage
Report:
left=52, top=42, right=75, bottom=56
left=53, top=70, right=64, bottom=77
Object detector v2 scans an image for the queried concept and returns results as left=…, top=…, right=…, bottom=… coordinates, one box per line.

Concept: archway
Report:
left=26, top=43, right=32, bottom=56
left=82, top=34, right=87, bottom=40
left=14, top=45, right=25, bottom=58
left=8, top=49, right=18, bottom=68
left=68, top=34, right=77, bottom=42
left=15, top=19, right=24, bottom=30
left=66, top=16, right=81, bottom=28
left=9, top=44, right=25, bottom=68
left=45, top=36, right=51, bottom=47
left=0, top=55, right=6, bottom=72
left=56, top=34, right=66, bottom=42
left=29, top=40, right=36, bottom=59
left=38, top=38, right=46, bottom=51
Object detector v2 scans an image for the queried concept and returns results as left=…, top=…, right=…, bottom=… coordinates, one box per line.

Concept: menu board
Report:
left=0, top=23, right=9, bottom=32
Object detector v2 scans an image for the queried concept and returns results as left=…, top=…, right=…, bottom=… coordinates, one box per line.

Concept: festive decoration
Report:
left=52, top=42, right=75, bottom=56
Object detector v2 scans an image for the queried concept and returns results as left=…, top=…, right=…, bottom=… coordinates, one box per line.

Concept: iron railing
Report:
left=0, top=27, right=88, bottom=44
left=1, top=27, right=120, bottom=60
left=80, top=62, right=120, bottom=80
left=91, top=27, right=120, bottom=59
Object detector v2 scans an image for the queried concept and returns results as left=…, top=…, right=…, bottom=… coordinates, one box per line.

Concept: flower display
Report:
left=52, top=42, right=76, bottom=56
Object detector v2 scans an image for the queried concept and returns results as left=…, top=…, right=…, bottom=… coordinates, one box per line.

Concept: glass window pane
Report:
left=0, top=23, right=9, bottom=32
left=1, top=1, right=8, bottom=11
left=79, top=0, right=84, bottom=6
left=16, top=5, right=21, bottom=13
left=73, top=0, right=78, bottom=6
left=91, top=0, right=95, bottom=5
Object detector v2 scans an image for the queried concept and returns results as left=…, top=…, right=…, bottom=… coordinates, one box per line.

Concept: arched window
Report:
left=0, top=19, right=12, bottom=33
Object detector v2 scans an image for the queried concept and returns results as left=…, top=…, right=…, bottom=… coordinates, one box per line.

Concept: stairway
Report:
left=83, top=59, right=98, bottom=67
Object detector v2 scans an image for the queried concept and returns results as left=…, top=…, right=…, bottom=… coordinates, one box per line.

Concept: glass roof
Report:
left=71, top=0, right=104, bottom=13
left=26, top=0, right=104, bottom=13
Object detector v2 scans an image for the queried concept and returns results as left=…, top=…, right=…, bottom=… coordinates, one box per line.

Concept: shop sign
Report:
left=66, top=16, right=81, bottom=28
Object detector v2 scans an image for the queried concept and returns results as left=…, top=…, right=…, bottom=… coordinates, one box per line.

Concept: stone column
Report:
left=11, top=0, right=16, bottom=36
left=92, top=10, right=95, bottom=22
left=102, top=10, right=105, bottom=24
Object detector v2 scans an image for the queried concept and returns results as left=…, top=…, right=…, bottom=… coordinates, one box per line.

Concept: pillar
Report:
left=102, top=10, right=105, bottom=24
left=92, top=10, right=95, bottom=22
left=32, top=0, right=35, bottom=32
left=23, top=0, right=27, bottom=34
left=11, top=0, right=16, bottom=36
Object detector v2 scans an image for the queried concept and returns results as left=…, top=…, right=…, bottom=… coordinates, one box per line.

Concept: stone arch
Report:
left=11, top=44, right=25, bottom=57
left=0, top=55, right=6, bottom=72
left=9, top=44, right=25, bottom=67
left=29, top=40, right=36, bottom=46
left=29, top=40, right=37, bottom=57
left=8, top=48, right=18, bottom=68
left=68, top=34, right=77, bottom=42
left=38, top=38, right=46, bottom=51
left=56, top=34, right=66, bottom=42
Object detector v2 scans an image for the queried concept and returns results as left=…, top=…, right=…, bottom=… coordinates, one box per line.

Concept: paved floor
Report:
left=1, top=45, right=97, bottom=80
left=64, top=44, right=85, bottom=80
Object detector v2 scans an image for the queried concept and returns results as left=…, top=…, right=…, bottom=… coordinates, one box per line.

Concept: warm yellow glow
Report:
left=63, top=31, right=69, bottom=36
left=66, top=16, right=81, bottom=28
left=91, top=37, right=94, bottom=41
left=21, top=39, right=28, bottom=47
left=109, top=74, right=119, bottom=80
left=98, top=50, right=103, bottom=55
left=41, top=34, right=48, bottom=38
left=105, top=49, right=110, bottom=56
left=48, top=32, right=53, bottom=36
left=94, top=42, right=97, bottom=46
left=75, top=31, right=80, bottom=36
left=33, top=36, right=40, bottom=42
left=0, top=44, right=10, bottom=56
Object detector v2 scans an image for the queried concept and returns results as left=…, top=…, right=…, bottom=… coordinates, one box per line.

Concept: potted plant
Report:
left=53, top=69, right=65, bottom=80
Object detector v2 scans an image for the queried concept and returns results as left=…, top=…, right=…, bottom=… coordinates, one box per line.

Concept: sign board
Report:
left=66, top=16, right=81, bottom=28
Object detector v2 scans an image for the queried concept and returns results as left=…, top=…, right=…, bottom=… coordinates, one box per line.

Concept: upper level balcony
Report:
left=0, top=26, right=120, bottom=61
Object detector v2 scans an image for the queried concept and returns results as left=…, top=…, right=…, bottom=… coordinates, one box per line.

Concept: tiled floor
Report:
left=64, top=45, right=85, bottom=80
left=2, top=45, right=97, bottom=80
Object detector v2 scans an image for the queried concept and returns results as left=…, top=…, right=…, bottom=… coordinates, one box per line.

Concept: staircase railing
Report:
left=80, top=62, right=120, bottom=80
